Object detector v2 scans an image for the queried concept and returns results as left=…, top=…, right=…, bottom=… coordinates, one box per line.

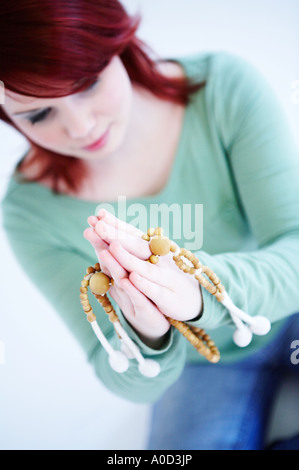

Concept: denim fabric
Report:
left=147, top=314, right=299, bottom=450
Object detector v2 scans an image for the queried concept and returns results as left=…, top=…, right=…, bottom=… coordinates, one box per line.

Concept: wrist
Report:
left=188, top=285, right=204, bottom=322
left=137, top=329, right=171, bottom=350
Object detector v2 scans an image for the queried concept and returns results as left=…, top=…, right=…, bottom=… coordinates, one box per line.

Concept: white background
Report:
left=0, top=0, right=299, bottom=450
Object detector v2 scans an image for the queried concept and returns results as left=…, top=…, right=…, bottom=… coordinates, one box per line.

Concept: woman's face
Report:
left=2, top=56, right=133, bottom=162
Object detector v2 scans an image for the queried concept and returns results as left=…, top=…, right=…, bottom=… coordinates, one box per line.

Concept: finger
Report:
left=129, top=271, right=169, bottom=305
left=108, top=284, right=134, bottom=317
left=97, top=208, right=144, bottom=238
left=109, top=241, right=171, bottom=288
left=83, top=227, right=109, bottom=251
left=119, top=277, right=154, bottom=310
left=119, top=278, right=170, bottom=331
left=95, top=220, right=151, bottom=259
left=87, top=216, right=99, bottom=228
left=99, top=249, right=128, bottom=285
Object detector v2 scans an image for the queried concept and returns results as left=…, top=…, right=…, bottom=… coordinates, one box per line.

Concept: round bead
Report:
left=149, top=255, right=159, bottom=264
left=86, top=266, right=95, bottom=274
left=147, top=228, right=155, bottom=237
left=154, top=227, right=164, bottom=236
left=149, top=236, right=171, bottom=256
left=138, top=359, right=161, bottom=377
left=109, top=351, right=129, bottom=373
left=89, top=272, right=111, bottom=295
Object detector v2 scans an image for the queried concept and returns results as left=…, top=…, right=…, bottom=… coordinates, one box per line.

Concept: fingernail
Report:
left=98, top=209, right=106, bottom=218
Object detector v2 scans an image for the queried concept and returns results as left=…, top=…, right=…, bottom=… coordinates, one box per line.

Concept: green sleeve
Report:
left=1, top=195, right=186, bottom=403
left=189, top=54, right=299, bottom=330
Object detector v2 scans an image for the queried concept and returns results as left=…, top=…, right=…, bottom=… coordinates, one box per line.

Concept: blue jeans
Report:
left=147, top=314, right=299, bottom=450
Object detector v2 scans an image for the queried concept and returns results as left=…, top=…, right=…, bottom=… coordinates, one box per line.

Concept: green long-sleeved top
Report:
left=2, top=52, right=299, bottom=403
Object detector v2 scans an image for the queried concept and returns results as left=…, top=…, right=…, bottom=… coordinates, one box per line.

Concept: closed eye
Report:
left=27, top=107, right=52, bottom=125
left=25, top=78, right=100, bottom=125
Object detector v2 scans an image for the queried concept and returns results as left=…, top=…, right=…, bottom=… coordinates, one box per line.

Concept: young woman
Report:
left=1, top=0, right=299, bottom=450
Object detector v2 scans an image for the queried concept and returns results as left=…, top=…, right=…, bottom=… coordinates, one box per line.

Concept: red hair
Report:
left=0, top=0, right=204, bottom=194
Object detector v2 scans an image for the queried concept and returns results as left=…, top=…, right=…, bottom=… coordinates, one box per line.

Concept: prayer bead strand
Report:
left=80, top=227, right=224, bottom=365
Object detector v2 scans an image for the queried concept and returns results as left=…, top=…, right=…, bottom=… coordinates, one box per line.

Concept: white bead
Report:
left=138, top=359, right=161, bottom=377
left=109, top=351, right=129, bottom=373
left=233, top=326, right=253, bottom=348
left=249, top=316, right=271, bottom=336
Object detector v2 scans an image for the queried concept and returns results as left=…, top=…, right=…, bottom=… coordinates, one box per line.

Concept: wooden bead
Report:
left=170, top=244, right=177, bottom=253
left=86, top=266, right=95, bottom=274
left=193, top=261, right=202, bottom=270
left=154, top=227, right=163, bottom=236
left=108, top=311, right=119, bottom=323
left=175, top=259, right=184, bottom=268
left=149, top=236, right=171, bottom=256
left=80, top=287, right=88, bottom=294
left=142, top=234, right=150, bottom=241
left=81, top=279, right=89, bottom=288
left=104, top=305, right=114, bottom=313
left=98, top=297, right=110, bottom=307
left=147, top=228, right=155, bottom=237
left=149, top=255, right=159, bottom=264
left=94, top=263, right=101, bottom=272
left=89, top=272, right=111, bottom=295
left=87, top=312, right=96, bottom=323
left=215, top=291, right=225, bottom=302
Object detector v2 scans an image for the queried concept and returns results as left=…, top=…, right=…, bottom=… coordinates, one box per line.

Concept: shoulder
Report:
left=187, top=51, right=278, bottom=124
left=177, top=51, right=270, bottom=98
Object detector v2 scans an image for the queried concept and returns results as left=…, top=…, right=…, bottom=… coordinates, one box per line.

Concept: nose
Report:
left=62, top=98, right=97, bottom=140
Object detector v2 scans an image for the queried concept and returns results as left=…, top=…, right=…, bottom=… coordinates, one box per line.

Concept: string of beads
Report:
left=80, top=227, right=224, bottom=364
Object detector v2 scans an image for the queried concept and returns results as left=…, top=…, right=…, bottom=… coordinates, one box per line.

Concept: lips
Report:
left=83, top=127, right=110, bottom=151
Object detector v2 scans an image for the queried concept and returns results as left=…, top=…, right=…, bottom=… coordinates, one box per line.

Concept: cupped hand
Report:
left=84, top=209, right=202, bottom=324
left=84, top=214, right=170, bottom=345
